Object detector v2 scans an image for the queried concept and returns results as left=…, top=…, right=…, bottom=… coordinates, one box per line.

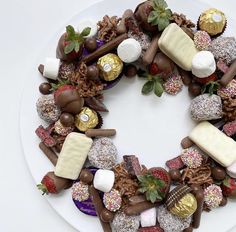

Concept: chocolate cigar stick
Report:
left=85, top=129, right=116, bottom=138
left=178, top=67, right=192, bottom=86
left=220, top=59, right=236, bottom=86
left=39, top=142, right=58, bottom=166
left=124, top=201, right=157, bottom=216
left=117, top=9, right=134, bottom=34
left=192, top=190, right=204, bottom=228
left=142, top=35, right=160, bottom=65
left=81, top=33, right=128, bottom=64
left=128, top=195, right=146, bottom=205
left=89, top=186, right=112, bottom=232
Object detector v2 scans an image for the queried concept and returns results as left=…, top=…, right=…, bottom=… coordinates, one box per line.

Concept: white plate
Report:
left=20, top=0, right=236, bottom=231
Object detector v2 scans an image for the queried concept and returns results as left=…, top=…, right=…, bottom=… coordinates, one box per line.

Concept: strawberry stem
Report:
left=37, top=184, right=49, bottom=195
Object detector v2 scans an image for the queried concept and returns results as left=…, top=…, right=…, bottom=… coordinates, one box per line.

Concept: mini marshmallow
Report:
left=227, top=161, right=236, bottom=178
left=93, top=169, right=115, bottom=192
left=140, top=207, right=157, bottom=227
left=77, top=19, right=98, bottom=38
left=117, top=38, right=142, bottom=63
left=43, top=58, right=60, bottom=80
left=191, top=51, right=216, bottom=78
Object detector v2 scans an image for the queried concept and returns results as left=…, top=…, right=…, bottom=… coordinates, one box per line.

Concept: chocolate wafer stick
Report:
left=81, top=33, right=128, bottom=64
left=89, top=185, right=112, bottom=232
left=39, top=142, right=58, bottom=166
left=142, top=35, right=159, bottom=65
left=192, top=190, right=204, bottom=228
left=85, top=129, right=116, bottom=138
left=124, top=201, right=157, bottom=216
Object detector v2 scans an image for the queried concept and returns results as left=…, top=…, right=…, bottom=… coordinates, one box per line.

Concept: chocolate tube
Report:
left=117, top=9, right=134, bottom=34
left=220, top=59, right=236, bottom=86
left=142, top=35, right=160, bottom=65
left=39, top=142, right=58, bottom=166
left=129, top=195, right=146, bottom=205
left=124, top=201, right=157, bottom=216
left=85, top=129, right=116, bottom=138
left=192, top=190, right=204, bottom=228
left=81, top=33, right=128, bottom=64
left=178, top=67, right=192, bottom=86
left=89, top=185, right=112, bottom=232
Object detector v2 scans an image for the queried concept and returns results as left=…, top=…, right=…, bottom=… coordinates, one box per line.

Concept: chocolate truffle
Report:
left=39, top=82, right=51, bottom=95
left=60, top=113, right=75, bottom=127
left=87, top=65, right=99, bottom=80
left=211, top=166, right=226, bottom=181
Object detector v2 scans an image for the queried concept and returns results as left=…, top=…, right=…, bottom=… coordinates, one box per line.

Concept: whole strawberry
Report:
left=56, top=25, right=91, bottom=61
left=221, top=177, right=236, bottom=198
left=194, top=73, right=218, bottom=85
left=37, top=171, right=71, bottom=195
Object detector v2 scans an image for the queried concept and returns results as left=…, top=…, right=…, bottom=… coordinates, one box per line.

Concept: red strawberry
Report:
left=221, top=177, right=236, bottom=197
left=37, top=172, right=72, bottom=195
left=194, top=73, right=218, bottom=85
left=54, top=84, right=75, bottom=100
left=149, top=167, right=171, bottom=196
left=149, top=63, right=160, bottom=75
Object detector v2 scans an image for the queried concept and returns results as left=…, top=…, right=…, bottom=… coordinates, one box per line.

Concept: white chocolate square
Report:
left=189, top=121, right=236, bottom=167
left=158, top=23, right=198, bottom=71
left=55, top=132, right=93, bottom=180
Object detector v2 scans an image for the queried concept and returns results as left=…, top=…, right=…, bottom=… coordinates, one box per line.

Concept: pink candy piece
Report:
left=223, top=121, right=236, bottom=136
left=35, top=125, right=56, bottom=147
left=166, top=156, right=185, bottom=170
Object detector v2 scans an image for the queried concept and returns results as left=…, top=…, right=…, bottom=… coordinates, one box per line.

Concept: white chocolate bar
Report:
left=55, top=132, right=93, bottom=180
left=158, top=23, right=198, bottom=71
left=189, top=121, right=236, bottom=167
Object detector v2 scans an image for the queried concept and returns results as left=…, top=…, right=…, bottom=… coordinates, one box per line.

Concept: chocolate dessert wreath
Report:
left=35, top=0, right=236, bottom=231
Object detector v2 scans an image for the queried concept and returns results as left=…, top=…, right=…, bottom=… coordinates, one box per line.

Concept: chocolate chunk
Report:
left=123, top=155, right=142, bottom=176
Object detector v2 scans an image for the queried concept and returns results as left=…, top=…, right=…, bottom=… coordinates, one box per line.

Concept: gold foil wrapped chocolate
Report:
left=199, top=8, right=226, bottom=36
left=97, top=53, right=123, bottom=81
left=75, top=107, right=98, bottom=132
left=170, top=193, right=197, bottom=218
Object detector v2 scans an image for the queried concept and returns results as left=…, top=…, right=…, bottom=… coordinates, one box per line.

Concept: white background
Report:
left=0, top=0, right=235, bottom=231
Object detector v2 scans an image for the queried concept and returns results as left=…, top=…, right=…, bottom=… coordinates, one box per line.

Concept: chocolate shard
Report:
left=85, top=97, right=109, bottom=112
left=123, top=155, right=142, bottom=177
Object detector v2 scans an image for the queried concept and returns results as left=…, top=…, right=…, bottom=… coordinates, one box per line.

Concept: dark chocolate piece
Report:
left=123, top=155, right=142, bottom=176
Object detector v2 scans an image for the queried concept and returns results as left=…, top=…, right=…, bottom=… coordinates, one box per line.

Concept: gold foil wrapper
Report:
left=75, top=107, right=98, bottom=132
left=199, top=8, right=226, bottom=36
left=97, top=53, right=123, bottom=81
left=170, top=193, right=197, bottom=218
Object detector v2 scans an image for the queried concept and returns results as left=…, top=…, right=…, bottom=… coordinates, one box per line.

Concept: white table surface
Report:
left=0, top=0, right=236, bottom=231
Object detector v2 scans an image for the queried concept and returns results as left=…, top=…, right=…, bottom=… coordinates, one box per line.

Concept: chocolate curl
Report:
left=89, top=186, right=112, bottom=232
left=220, top=59, right=236, bottom=86
left=81, top=33, right=128, bottom=64
left=39, top=142, right=58, bottom=166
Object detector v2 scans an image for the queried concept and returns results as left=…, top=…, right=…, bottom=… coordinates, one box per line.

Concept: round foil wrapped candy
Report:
left=97, top=53, right=123, bottom=81
left=75, top=107, right=98, bottom=132
left=198, top=8, right=226, bottom=36
left=169, top=193, right=197, bottom=218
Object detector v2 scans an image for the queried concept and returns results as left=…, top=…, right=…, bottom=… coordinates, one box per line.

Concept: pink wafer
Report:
left=166, top=156, right=185, bottom=170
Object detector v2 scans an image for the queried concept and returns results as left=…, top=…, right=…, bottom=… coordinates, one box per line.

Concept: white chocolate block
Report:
left=141, top=207, right=156, bottom=227
left=43, top=57, right=60, bottom=80
left=158, top=23, right=198, bottom=71
left=93, top=169, right=115, bottom=193
left=55, top=132, right=93, bottom=180
left=189, top=121, right=236, bottom=167
left=227, top=161, right=236, bottom=178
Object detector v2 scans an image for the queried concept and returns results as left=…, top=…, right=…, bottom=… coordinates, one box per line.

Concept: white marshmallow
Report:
left=227, top=160, right=236, bottom=178
left=93, top=169, right=115, bottom=192
left=77, top=19, right=98, bottom=38
left=43, top=57, right=60, bottom=80
left=140, top=207, right=157, bottom=227
left=117, top=38, right=142, bottom=63
left=191, top=51, right=216, bottom=78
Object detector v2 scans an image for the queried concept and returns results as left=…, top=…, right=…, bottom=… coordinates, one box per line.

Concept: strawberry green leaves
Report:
left=148, top=0, right=172, bottom=31
left=201, top=81, right=220, bottom=96
left=139, top=69, right=164, bottom=97
left=64, top=25, right=91, bottom=55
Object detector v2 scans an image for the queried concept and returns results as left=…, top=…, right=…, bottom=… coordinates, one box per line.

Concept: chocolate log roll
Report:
left=81, top=33, right=128, bottom=64
left=39, top=142, right=58, bottom=166
left=192, top=190, right=204, bottom=228
left=124, top=201, right=157, bottom=216
left=89, top=185, right=112, bottom=232
left=220, top=59, right=236, bottom=86
left=85, top=129, right=116, bottom=138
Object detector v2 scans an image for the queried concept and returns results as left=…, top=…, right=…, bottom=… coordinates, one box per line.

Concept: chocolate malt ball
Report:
left=124, top=64, right=137, bottom=78
left=39, top=82, right=52, bottom=95
left=169, top=169, right=182, bottom=182
left=79, top=169, right=94, bottom=184
left=85, top=37, right=97, bottom=53
left=60, top=113, right=75, bottom=127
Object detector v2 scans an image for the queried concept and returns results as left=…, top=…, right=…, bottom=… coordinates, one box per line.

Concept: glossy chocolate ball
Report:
left=87, top=65, right=99, bottom=80
left=181, top=136, right=194, bottom=149
left=211, top=166, right=226, bottom=181
left=219, top=196, right=228, bottom=207
left=188, top=83, right=202, bottom=97
left=169, top=169, right=182, bottom=182
left=60, top=113, right=75, bottom=127
left=79, top=169, right=94, bottom=184
left=100, top=208, right=114, bottom=222
left=124, top=64, right=137, bottom=78
left=85, top=37, right=97, bottom=53
left=39, top=82, right=52, bottom=95
left=38, top=64, right=44, bottom=75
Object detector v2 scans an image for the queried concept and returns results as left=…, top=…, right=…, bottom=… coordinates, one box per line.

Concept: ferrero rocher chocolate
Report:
left=170, top=193, right=197, bottom=218
left=198, top=8, right=226, bottom=36
left=97, top=53, right=123, bottom=81
left=75, top=107, right=98, bottom=132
